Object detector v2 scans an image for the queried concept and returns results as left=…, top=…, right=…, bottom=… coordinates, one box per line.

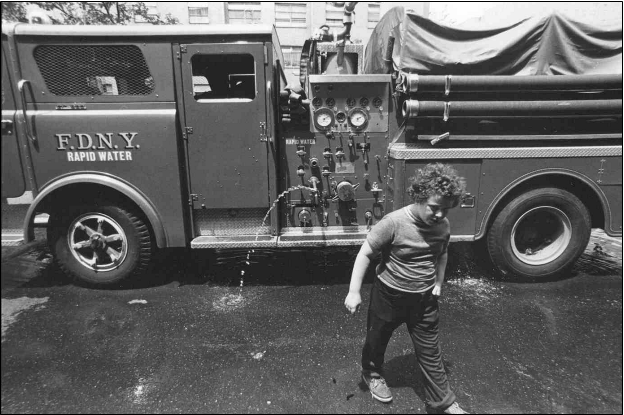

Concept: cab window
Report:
left=191, top=54, right=256, bottom=101
left=34, top=45, right=154, bottom=96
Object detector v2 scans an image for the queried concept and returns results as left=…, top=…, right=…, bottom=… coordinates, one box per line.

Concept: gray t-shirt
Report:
left=366, top=207, right=450, bottom=293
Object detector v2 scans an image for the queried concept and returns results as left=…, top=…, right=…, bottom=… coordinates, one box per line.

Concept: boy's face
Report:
left=414, top=195, right=456, bottom=226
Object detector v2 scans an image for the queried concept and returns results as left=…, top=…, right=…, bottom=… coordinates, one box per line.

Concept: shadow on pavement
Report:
left=575, top=252, right=623, bottom=277
left=382, top=353, right=428, bottom=403
left=5, top=238, right=620, bottom=291
left=4, top=242, right=504, bottom=291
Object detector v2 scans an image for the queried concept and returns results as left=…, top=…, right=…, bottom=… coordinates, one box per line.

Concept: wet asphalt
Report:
left=1, top=231, right=622, bottom=414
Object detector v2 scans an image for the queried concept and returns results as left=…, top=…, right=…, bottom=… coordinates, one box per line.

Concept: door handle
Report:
left=461, top=193, right=475, bottom=208
left=18, top=79, right=37, bottom=145
left=264, top=80, right=272, bottom=142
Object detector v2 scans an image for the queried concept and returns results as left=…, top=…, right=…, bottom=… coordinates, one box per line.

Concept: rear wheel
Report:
left=48, top=204, right=154, bottom=287
left=487, top=187, right=591, bottom=280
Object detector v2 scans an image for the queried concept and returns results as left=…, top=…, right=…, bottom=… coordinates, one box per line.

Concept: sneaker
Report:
left=443, top=402, right=469, bottom=414
left=361, top=372, right=393, bottom=403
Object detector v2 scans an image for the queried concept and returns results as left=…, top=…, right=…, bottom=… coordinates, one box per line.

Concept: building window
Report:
left=188, top=2, right=210, bottom=24
left=368, top=3, right=381, bottom=29
left=145, top=2, right=158, bottom=16
left=275, top=3, right=306, bottom=28
left=227, top=2, right=261, bottom=24
left=191, top=54, right=256, bottom=101
left=134, top=1, right=158, bottom=23
left=281, top=46, right=302, bottom=69
left=325, top=3, right=344, bottom=27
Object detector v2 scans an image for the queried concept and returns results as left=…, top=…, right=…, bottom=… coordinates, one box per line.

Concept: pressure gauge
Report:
left=346, top=97, right=356, bottom=108
left=348, top=108, right=368, bottom=131
left=317, top=112, right=333, bottom=128
left=313, top=108, right=335, bottom=131
left=312, top=97, right=323, bottom=108
left=326, top=97, right=336, bottom=108
left=360, top=97, right=369, bottom=107
left=335, top=111, right=347, bottom=124
left=373, top=97, right=383, bottom=108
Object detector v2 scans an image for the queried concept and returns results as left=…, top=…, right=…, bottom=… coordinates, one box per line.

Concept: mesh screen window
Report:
left=34, top=45, right=155, bottom=96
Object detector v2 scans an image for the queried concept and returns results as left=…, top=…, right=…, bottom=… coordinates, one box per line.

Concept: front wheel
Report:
left=487, top=187, right=591, bottom=280
left=48, top=204, right=154, bottom=287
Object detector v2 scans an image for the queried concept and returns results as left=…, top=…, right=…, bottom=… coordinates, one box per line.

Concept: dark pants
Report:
left=361, top=277, right=456, bottom=411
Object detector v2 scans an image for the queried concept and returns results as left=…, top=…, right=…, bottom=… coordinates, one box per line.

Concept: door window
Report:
left=191, top=53, right=256, bottom=101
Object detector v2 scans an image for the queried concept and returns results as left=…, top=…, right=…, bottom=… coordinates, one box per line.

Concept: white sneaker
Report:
left=443, top=402, right=469, bottom=414
left=361, top=373, right=393, bottom=403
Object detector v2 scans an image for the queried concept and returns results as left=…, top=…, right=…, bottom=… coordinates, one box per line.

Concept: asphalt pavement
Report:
left=1, top=231, right=622, bottom=414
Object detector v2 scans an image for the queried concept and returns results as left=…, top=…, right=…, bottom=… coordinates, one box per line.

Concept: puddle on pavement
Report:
left=126, top=375, right=156, bottom=405
left=212, top=293, right=247, bottom=312
left=446, top=278, right=502, bottom=306
left=1, top=296, right=49, bottom=341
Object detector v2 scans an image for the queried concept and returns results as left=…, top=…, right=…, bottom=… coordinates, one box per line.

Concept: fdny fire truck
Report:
left=1, top=6, right=622, bottom=286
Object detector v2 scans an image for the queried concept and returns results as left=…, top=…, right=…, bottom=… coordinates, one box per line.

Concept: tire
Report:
left=48, top=204, right=154, bottom=287
left=487, top=187, right=591, bottom=280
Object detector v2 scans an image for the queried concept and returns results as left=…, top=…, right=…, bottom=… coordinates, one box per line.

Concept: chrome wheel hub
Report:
left=67, top=213, right=128, bottom=272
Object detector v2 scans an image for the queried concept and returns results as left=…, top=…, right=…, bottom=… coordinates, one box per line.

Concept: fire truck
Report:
left=1, top=5, right=622, bottom=286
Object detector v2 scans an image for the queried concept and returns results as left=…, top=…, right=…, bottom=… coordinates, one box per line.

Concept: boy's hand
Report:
left=344, top=292, right=362, bottom=314
left=432, top=285, right=442, bottom=297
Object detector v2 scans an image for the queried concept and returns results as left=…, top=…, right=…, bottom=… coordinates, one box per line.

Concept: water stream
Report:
left=236, top=185, right=316, bottom=299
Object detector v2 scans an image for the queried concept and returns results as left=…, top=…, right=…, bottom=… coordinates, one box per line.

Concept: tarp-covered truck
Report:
left=2, top=5, right=621, bottom=286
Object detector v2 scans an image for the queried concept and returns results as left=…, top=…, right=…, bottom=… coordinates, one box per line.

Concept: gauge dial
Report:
left=348, top=108, right=368, bottom=131
left=360, top=97, right=369, bottom=107
left=335, top=112, right=346, bottom=123
left=313, top=108, right=335, bottom=131
left=372, top=97, right=383, bottom=108
left=317, top=113, right=332, bottom=127
left=346, top=97, right=356, bottom=108
left=312, top=97, right=323, bottom=108
left=326, top=97, right=336, bottom=108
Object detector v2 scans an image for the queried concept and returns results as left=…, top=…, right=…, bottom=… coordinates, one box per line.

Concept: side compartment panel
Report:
left=404, top=160, right=482, bottom=237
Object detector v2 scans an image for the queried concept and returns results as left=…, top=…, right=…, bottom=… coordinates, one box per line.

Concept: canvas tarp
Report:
left=363, top=7, right=623, bottom=76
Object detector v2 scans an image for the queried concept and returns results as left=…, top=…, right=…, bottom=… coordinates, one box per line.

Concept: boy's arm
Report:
left=432, top=251, right=448, bottom=297
left=344, top=241, right=379, bottom=314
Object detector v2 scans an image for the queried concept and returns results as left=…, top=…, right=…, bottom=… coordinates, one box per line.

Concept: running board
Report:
left=191, top=227, right=369, bottom=249
left=190, top=231, right=476, bottom=249
left=1, top=214, right=49, bottom=247
left=1, top=234, right=24, bottom=247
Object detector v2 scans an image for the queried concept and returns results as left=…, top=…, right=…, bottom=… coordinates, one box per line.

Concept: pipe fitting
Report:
left=402, top=100, right=419, bottom=118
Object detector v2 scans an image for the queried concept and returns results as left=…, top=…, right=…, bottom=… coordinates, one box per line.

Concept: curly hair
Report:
left=407, top=163, right=466, bottom=205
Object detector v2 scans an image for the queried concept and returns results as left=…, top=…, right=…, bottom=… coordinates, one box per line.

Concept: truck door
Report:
left=1, top=40, right=26, bottom=198
left=180, top=43, right=269, bottom=209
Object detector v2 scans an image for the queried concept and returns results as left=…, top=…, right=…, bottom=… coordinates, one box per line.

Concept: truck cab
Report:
left=1, top=24, right=286, bottom=285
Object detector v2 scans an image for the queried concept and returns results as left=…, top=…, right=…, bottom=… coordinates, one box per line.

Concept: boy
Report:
left=344, top=163, right=468, bottom=414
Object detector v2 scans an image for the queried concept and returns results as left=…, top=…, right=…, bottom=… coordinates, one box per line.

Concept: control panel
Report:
left=308, top=75, right=391, bottom=134
left=279, top=74, right=393, bottom=231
